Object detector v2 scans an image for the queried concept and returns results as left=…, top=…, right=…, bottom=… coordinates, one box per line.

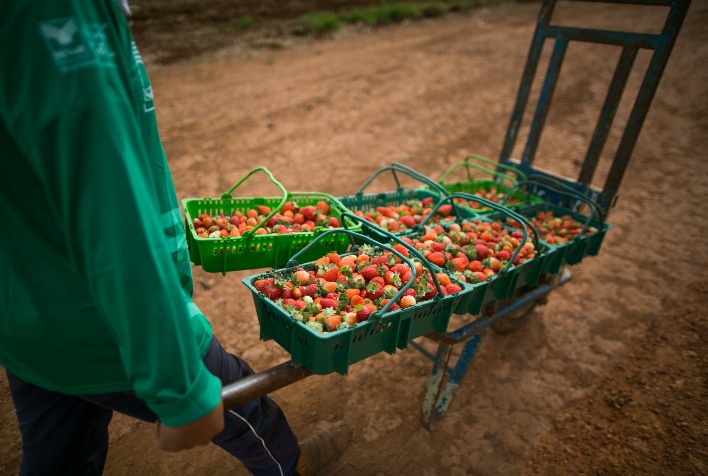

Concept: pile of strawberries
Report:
left=506, top=210, right=598, bottom=245
left=252, top=245, right=464, bottom=333
left=400, top=218, right=537, bottom=284
left=351, top=196, right=456, bottom=234
left=193, top=200, right=341, bottom=238
left=451, top=185, right=522, bottom=212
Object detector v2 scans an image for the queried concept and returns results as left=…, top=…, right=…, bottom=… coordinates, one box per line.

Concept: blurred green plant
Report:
left=296, top=11, right=342, bottom=35
left=237, top=15, right=254, bottom=29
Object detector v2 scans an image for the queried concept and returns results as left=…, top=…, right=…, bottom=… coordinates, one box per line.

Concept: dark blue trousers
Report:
left=6, top=337, right=300, bottom=476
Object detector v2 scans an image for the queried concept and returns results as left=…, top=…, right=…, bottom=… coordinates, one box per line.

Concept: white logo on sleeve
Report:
left=39, top=17, right=115, bottom=72
left=131, top=41, right=154, bottom=112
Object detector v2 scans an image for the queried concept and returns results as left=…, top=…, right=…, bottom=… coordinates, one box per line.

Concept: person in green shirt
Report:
left=0, top=1, right=350, bottom=474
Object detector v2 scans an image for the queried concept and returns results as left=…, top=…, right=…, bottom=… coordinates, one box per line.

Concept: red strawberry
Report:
left=302, top=283, right=318, bottom=298
left=380, top=299, right=399, bottom=312
left=445, top=283, right=463, bottom=294
left=323, top=266, right=340, bottom=283
left=260, top=278, right=282, bottom=300
left=402, top=288, right=417, bottom=298
left=371, top=255, right=388, bottom=265
left=360, top=264, right=379, bottom=281
left=427, top=251, right=446, bottom=267
left=400, top=215, right=416, bottom=228
left=437, top=204, right=453, bottom=217
left=391, top=263, right=410, bottom=275
left=356, top=305, right=373, bottom=322
left=300, top=205, right=317, bottom=221
left=318, top=298, right=338, bottom=309
left=392, top=243, right=410, bottom=257
left=366, top=281, right=384, bottom=300
left=475, top=244, right=490, bottom=260
left=431, top=242, right=446, bottom=252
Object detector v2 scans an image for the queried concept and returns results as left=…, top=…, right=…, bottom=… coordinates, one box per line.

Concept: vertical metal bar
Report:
left=601, top=0, right=690, bottom=212
left=420, top=341, right=454, bottom=430
left=499, top=0, right=556, bottom=165
left=577, top=46, right=638, bottom=186
left=520, top=36, right=569, bottom=169
left=433, top=334, right=485, bottom=423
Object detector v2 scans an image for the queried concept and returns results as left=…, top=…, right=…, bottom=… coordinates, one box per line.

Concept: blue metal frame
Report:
left=416, top=0, right=690, bottom=430
left=499, top=0, right=690, bottom=218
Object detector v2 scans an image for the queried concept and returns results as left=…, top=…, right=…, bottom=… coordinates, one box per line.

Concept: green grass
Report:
left=293, top=2, right=480, bottom=36
left=237, top=15, right=254, bottom=29
left=296, top=11, right=342, bottom=35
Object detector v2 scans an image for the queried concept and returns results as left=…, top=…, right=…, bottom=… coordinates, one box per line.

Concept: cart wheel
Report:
left=491, top=300, right=539, bottom=334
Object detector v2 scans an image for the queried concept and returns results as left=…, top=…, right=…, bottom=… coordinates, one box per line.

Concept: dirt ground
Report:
left=1, top=1, right=707, bottom=475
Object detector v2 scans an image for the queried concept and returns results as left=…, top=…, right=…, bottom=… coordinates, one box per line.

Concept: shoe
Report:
left=296, top=421, right=353, bottom=476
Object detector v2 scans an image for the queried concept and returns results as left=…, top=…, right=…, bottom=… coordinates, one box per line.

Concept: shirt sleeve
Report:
left=0, top=1, right=221, bottom=427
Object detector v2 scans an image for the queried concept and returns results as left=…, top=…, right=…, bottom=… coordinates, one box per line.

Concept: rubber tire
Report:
left=491, top=300, right=539, bottom=334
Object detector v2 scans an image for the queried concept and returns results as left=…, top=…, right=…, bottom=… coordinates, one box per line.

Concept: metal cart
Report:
left=221, top=0, right=692, bottom=430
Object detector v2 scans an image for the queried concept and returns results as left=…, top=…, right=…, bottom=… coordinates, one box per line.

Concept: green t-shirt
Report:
left=0, top=0, right=220, bottom=427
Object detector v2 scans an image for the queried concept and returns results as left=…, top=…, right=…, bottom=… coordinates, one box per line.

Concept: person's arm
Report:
left=0, top=1, right=222, bottom=432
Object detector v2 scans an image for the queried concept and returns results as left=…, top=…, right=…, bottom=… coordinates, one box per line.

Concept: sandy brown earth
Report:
left=1, top=1, right=707, bottom=475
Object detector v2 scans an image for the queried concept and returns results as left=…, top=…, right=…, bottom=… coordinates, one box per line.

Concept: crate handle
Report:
left=285, top=227, right=421, bottom=319
left=526, top=173, right=604, bottom=226
left=353, top=163, right=447, bottom=202
left=389, top=162, right=450, bottom=198
left=504, top=177, right=602, bottom=241
left=340, top=211, right=448, bottom=309
left=465, top=153, right=527, bottom=180
left=437, top=157, right=524, bottom=188
left=220, top=167, right=288, bottom=238
left=417, top=192, right=541, bottom=275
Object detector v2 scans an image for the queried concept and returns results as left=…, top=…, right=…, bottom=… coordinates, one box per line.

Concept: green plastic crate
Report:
left=435, top=157, right=543, bottom=214
left=504, top=203, right=612, bottom=268
left=182, top=167, right=360, bottom=274
left=242, top=229, right=475, bottom=375
left=491, top=175, right=612, bottom=270
left=337, top=163, right=476, bottom=240
left=395, top=192, right=549, bottom=315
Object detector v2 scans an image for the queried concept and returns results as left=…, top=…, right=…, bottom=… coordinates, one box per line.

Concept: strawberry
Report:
left=327, top=252, right=341, bottom=266
left=391, top=243, right=409, bottom=258
left=323, top=315, right=342, bottom=332
left=475, top=244, right=490, bottom=260
left=318, top=298, right=338, bottom=309
left=302, top=283, right=318, bottom=298
left=350, top=294, right=366, bottom=307
left=359, top=264, right=380, bottom=281
left=399, top=295, right=416, bottom=308
left=343, top=288, right=360, bottom=300
left=427, top=251, right=446, bottom=267
left=260, top=278, right=282, bottom=300
left=402, top=287, right=417, bottom=298
left=445, top=283, right=463, bottom=294
left=323, top=265, right=341, bottom=283
left=366, top=281, right=384, bottom=300
left=400, top=215, right=416, bottom=228
left=356, top=305, right=373, bottom=322
left=372, top=255, right=388, bottom=265
left=384, top=270, right=403, bottom=287
left=380, top=299, right=399, bottom=312
left=293, top=269, right=311, bottom=285
left=300, top=205, right=317, bottom=221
